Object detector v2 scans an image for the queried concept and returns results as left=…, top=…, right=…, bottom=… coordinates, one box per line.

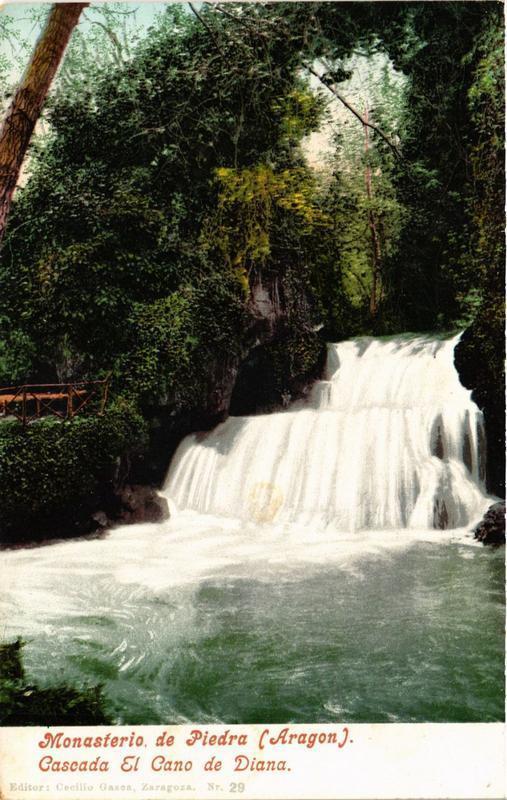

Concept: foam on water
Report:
left=163, top=334, right=491, bottom=532
left=0, top=334, right=502, bottom=724
left=2, top=332, right=492, bottom=629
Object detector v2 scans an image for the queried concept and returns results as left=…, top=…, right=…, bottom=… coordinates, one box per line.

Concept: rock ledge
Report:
left=474, top=502, right=505, bottom=545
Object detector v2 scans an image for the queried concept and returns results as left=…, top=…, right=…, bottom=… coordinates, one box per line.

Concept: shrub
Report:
left=0, top=639, right=111, bottom=725
left=0, top=400, right=148, bottom=542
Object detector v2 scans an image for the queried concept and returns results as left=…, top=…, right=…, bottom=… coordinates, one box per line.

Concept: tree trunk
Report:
left=363, top=108, right=382, bottom=319
left=0, top=2, right=87, bottom=243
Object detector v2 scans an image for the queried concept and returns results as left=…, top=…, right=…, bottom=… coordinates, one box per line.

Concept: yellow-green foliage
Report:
left=210, top=165, right=329, bottom=295
left=272, top=87, right=324, bottom=143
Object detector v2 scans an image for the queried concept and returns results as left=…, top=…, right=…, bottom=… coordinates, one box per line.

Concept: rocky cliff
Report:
left=455, top=322, right=505, bottom=499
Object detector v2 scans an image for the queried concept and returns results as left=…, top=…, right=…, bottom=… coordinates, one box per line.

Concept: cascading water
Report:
left=1, top=333, right=503, bottom=725
left=163, top=334, right=490, bottom=532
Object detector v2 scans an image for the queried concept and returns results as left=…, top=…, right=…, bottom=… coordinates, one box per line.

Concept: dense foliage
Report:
left=0, top=6, right=327, bottom=407
left=374, top=2, right=504, bottom=333
left=0, top=1, right=504, bottom=538
left=0, top=401, right=147, bottom=540
left=0, top=638, right=111, bottom=724
left=1, top=2, right=503, bottom=376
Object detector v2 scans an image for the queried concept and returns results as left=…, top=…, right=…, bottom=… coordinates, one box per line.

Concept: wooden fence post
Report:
left=67, top=384, right=73, bottom=418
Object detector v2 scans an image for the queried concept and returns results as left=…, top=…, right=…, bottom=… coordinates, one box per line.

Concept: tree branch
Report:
left=188, top=3, right=224, bottom=54
left=82, top=14, right=124, bottom=67
left=305, top=63, right=403, bottom=160
left=211, top=4, right=241, bottom=23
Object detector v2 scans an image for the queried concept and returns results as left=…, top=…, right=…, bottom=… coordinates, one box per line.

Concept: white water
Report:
left=2, top=333, right=502, bottom=725
left=164, top=334, right=490, bottom=532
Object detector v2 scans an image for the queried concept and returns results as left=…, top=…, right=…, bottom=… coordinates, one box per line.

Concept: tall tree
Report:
left=363, top=108, right=382, bottom=319
left=0, top=2, right=87, bottom=242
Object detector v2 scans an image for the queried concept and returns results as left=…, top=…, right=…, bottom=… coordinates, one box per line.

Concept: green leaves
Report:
left=0, top=403, right=147, bottom=542
left=0, top=330, right=36, bottom=384
left=1, top=2, right=327, bottom=410
left=0, top=639, right=111, bottom=725
left=1, top=1, right=500, bottom=434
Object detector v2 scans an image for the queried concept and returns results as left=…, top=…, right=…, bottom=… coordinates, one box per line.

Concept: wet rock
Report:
left=433, top=498, right=449, bottom=529
left=473, top=502, right=505, bottom=545
left=92, top=510, right=109, bottom=528
left=118, top=485, right=169, bottom=524
left=454, top=325, right=505, bottom=498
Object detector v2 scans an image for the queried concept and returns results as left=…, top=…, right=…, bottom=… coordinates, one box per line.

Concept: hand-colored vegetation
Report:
left=0, top=638, right=111, bottom=725
left=0, top=2, right=503, bottom=541
left=0, top=400, right=147, bottom=541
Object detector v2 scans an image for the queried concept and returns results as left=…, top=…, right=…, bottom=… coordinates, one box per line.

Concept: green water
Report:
left=3, top=520, right=504, bottom=724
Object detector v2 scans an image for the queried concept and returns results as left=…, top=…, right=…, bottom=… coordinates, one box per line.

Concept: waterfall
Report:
left=1, top=333, right=501, bottom=728
left=163, top=334, right=491, bottom=532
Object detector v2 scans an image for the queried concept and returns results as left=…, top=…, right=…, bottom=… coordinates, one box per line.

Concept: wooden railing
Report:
left=0, top=377, right=110, bottom=425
